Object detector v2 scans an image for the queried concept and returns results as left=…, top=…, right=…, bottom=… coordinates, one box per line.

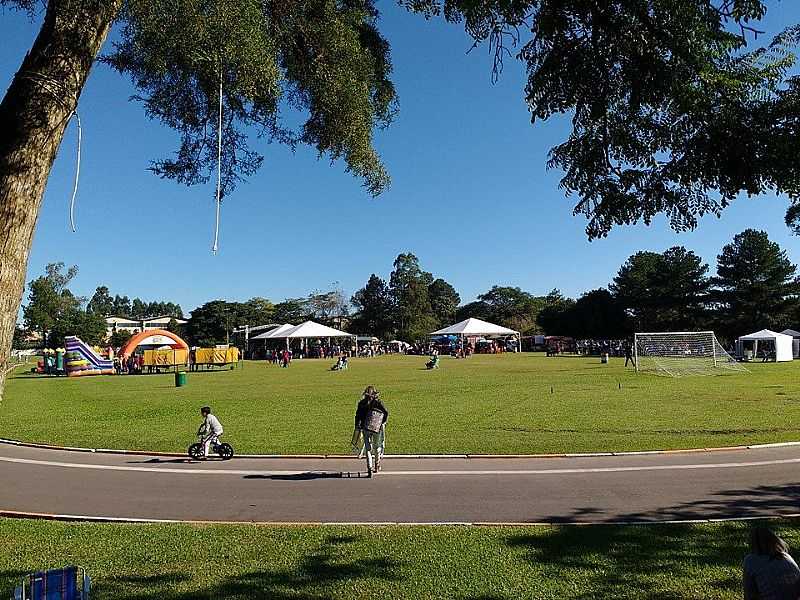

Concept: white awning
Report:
left=737, top=329, right=794, bottom=362
left=250, top=324, right=295, bottom=340
left=430, top=317, right=519, bottom=337
left=278, top=321, right=354, bottom=339
left=738, top=329, right=791, bottom=341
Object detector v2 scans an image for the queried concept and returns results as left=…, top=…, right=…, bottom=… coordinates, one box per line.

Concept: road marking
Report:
left=2, top=455, right=800, bottom=476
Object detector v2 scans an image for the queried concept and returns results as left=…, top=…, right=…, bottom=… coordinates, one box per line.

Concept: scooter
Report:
left=188, top=434, right=234, bottom=460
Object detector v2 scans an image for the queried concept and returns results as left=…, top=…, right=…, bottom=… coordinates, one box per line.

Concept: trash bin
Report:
left=175, top=371, right=187, bottom=387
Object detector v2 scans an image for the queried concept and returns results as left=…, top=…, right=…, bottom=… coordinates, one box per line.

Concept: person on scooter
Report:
left=198, top=406, right=224, bottom=459
left=353, top=386, right=388, bottom=469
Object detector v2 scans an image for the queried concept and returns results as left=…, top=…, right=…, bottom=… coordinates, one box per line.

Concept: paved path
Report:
left=1, top=443, right=800, bottom=523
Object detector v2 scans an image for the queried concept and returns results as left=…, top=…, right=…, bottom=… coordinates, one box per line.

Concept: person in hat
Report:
left=353, top=386, right=389, bottom=470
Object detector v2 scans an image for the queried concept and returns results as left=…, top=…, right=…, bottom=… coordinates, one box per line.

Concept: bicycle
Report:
left=188, top=434, right=234, bottom=460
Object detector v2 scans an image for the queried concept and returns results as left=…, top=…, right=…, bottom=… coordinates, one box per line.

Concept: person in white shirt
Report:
left=198, top=406, right=224, bottom=459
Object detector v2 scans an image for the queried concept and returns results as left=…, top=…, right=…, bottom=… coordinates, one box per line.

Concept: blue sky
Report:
left=2, top=3, right=799, bottom=314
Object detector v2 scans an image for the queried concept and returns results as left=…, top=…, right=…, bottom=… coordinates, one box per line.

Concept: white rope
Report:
left=211, top=75, right=223, bottom=255
left=68, top=110, right=82, bottom=233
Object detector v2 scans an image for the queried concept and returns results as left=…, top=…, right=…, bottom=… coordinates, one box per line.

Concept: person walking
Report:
left=743, top=527, right=800, bottom=600
left=624, top=343, right=636, bottom=368
left=353, top=386, right=389, bottom=472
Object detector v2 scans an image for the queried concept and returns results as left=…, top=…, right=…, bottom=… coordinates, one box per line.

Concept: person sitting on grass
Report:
left=426, top=353, right=440, bottom=370
left=198, top=406, right=224, bottom=460
left=743, top=526, right=800, bottom=600
left=331, top=356, right=346, bottom=371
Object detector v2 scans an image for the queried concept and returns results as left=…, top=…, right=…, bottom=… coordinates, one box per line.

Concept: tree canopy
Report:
left=610, top=247, right=710, bottom=332
left=350, top=274, right=394, bottom=339
left=22, top=263, right=107, bottom=347
left=405, top=0, right=800, bottom=238
left=101, top=0, right=397, bottom=198
left=712, top=228, right=799, bottom=336
left=88, top=286, right=183, bottom=319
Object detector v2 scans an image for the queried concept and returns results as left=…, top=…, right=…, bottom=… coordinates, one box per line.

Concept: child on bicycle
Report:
left=353, top=386, right=388, bottom=471
left=198, top=406, right=224, bottom=459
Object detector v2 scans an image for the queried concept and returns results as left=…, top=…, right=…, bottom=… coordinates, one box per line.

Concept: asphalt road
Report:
left=1, top=442, right=800, bottom=523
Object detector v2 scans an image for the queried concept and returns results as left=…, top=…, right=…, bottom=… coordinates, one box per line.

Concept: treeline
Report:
left=456, top=229, right=798, bottom=342
left=16, top=228, right=800, bottom=349
left=17, top=264, right=185, bottom=349
left=184, top=253, right=461, bottom=346
left=86, top=287, right=183, bottom=320
left=349, top=229, right=799, bottom=343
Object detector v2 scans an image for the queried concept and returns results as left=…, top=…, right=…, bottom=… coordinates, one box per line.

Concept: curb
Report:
left=2, top=509, right=800, bottom=527
left=2, top=437, right=799, bottom=460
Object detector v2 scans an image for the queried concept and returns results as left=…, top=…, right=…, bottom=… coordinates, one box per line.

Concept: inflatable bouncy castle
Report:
left=65, top=336, right=114, bottom=377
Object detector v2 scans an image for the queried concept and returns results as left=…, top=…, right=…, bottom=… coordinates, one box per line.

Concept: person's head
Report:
left=750, top=527, right=789, bottom=557
left=200, top=406, right=211, bottom=417
left=363, top=386, right=378, bottom=400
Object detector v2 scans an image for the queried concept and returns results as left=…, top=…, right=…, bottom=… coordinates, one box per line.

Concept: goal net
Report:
left=634, top=331, right=747, bottom=377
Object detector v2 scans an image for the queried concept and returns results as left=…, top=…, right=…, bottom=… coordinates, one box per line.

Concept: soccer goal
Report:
left=634, top=331, right=748, bottom=377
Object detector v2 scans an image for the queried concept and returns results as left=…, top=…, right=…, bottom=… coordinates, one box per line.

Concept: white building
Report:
left=105, top=315, right=187, bottom=340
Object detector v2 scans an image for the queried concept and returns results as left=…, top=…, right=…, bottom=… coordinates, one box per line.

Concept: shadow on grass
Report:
left=95, top=533, right=402, bottom=599
left=504, top=523, right=745, bottom=600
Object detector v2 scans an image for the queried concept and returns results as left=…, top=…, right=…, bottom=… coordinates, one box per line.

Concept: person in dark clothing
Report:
left=353, top=386, right=389, bottom=471
left=624, top=343, right=636, bottom=368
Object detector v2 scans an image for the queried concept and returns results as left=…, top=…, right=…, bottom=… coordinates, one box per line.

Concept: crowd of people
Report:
left=575, top=339, right=629, bottom=357
left=113, top=353, right=143, bottom=375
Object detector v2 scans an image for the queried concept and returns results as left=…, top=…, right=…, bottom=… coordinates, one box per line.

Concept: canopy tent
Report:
left=736, top=329, right=794, bottom=362
left=430, top=318, right=521, bottom=352
left=780, top=329, right=800, bottom=358
left=267, top=320, right=357, bottom=351
left=250, top=323, right=294, bottom=340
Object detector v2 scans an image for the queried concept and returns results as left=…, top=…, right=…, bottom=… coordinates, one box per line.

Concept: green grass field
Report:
left=0, top=517, right=793, bottom=599
left=2, top=354, right=800, bottom=454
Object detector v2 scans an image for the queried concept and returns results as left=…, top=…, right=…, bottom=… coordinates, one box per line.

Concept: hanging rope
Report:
left=19, top=71, right=83, bottom=233
left=68, top=110, right=82, bottom=233
left=211, top=74, right=223, bottom=255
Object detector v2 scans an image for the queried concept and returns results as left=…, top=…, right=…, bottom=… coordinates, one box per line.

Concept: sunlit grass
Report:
left=0, top=517, right=790, bottom=599
left=2, top=354, right=799, bottom=454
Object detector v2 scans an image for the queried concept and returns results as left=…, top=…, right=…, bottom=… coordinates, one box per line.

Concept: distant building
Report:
left=105, top=315, right=187, bottom=340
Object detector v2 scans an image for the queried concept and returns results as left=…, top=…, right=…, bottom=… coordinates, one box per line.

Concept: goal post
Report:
left=633, top=331, right=747, bottom=377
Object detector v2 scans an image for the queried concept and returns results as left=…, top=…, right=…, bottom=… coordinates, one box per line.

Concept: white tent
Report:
left=269, top=320, right=357, bottom=351
left=736, top=329, right=794, bottom=362
left=780, top=329, right=800, bottom=358
left=250, top=323, right=295, bottom=340
left=430, top=317, right=521, bottom=352
left=282, top=321, right=354, bottom=339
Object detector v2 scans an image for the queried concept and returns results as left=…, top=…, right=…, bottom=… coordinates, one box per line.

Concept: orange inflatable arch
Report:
left=119, top=328, right=189, bottom=359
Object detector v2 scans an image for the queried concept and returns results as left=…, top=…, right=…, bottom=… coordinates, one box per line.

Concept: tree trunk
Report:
left=0, top=1, right=121, bottom=400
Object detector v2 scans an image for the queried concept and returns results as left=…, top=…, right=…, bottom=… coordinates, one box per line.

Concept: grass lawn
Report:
left=2, top=354, right=800, bottom=454
left=0, top=517, right=792, bottom=599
